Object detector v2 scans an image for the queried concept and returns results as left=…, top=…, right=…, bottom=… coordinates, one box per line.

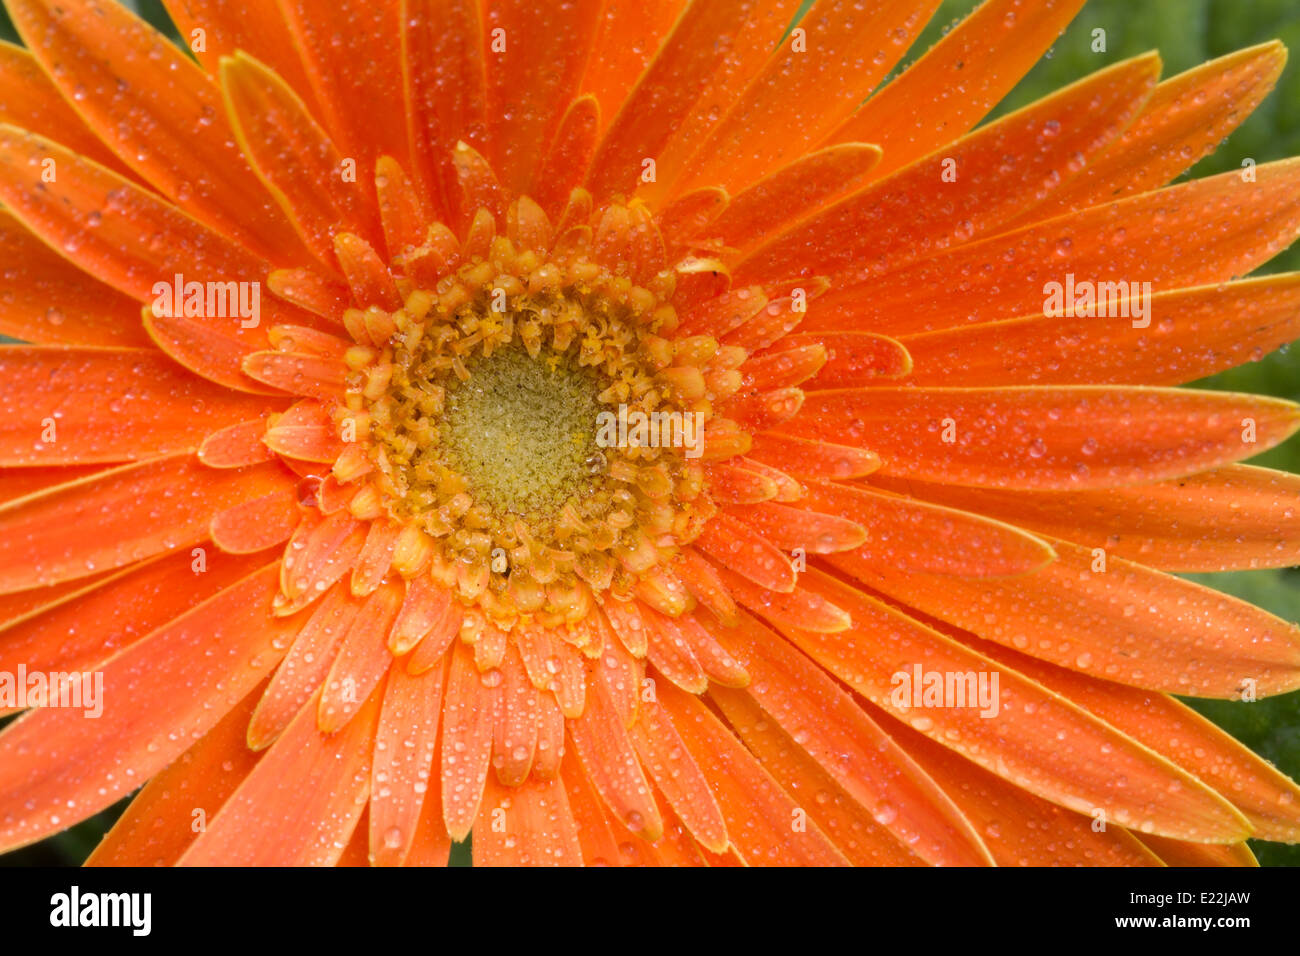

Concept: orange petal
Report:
left=242, top=350, right=349, bottom=400
left=885, top=715, right=1162, bottom=867
left=370, top=653, right=447, bottom=866
left=0, top=454, right=292, bottom=593
left=7, top=0, right=312, bottom=264
left=390, top=574, right=454, bottom=656
left=792, top=386, right=1300, bottom=490
left=180, top=684, right=380, bottom=866
left=277, top=510, right=368, bottom=615
left=405, top=600, right=462, bottom=674
left=318, top=580, right=402, bottom=733
left=644, top=0, right=804, bottom=207
left=737, top=53, right=1160, bottom=283
left=673, top=0, right=939, bottom=197
left=473, top=771, right=584, bottom=866
left=673, top=553, right=738, bottom=630
left=707, top=462, right=779, bottom=505
left=0, top=125, right=284, bottom=335
left=630, top=696, right=728, bottom=853
left=899, top=274, right=1300, bottom=388
left=831, top=537, right=1300, bottom=698
left=334, top=232, right=401, bottom=311
left=585, top=0, right=757, bottom=203
left=484, top=0, right=601, bottom=197
left=199, top=418, right=276, bottom=469
left=806, top=159, right=1300, bottom=337
left=221, top=51, right=381, bottom=264
left=375, top=156, right=429, bottom=258
left=738, top=344, right=827, bottom=390
left=336, top=808, right=371, bottom=866
left=1039, top=42, right=1288, bottom=217
left=559, top=748, right=628, bottom=865
left=641, top=788, right=711, bottom=865
left=267, top=267, right=351, bottom=324
left=720, top=388, right=804, bottom=437
left=402, top=737, right=452, bottom=867
left=0, top=464, right=104, bottom=507
left=0, top=40, right=137, bottom=177
left=263, top=399, right=346, bottom=462
left=533, top=691, right=566, bottom=780
left=697, top=609, right=996, bottom=866
left=658, top=682, right=848, bottom=865
left=0, top=569, right=121, bottom=659
left=970, top=639, right=1300, bottom=843
left=656, top=186, right=728, bottom=252
left=0, top=563, right=295, bottom=853
left=709, top=686, right=925, bottom=867
left=642, top=606, right=708, bottom=694
left=160, top=0, right=319, bottom=108
left=86, top=679, right=266, bottom=866
left=800, top=479, right=1055, bottom=576
left=530, top=95, right=601, bottom=220
left=0, top=547, right=270, bottom=680
left=247, top=580, right=359, bottom=750
left=729, top=499, right=867, bottom=554
left=492, top=645, right=540, bottom=788
left=440, top=642, right=497, bottom=840
left=144, top=311, right=281, bottom=395
left=579, top=0, right=686, bottom=127
left=719, top=299, right=805, bottom=354
left=677, top=285, right=767, bottom=338
left=600, top=599, right=651, bottom=658
left=747, top=433, right=879, bottom=481
left=277, top=0, right=408, bottom=180
left=694, top=512, right=797, bottom=593
left=867, top=464, right=1300, bottom=573
left=704, top=144, right=882, bottom=255
left=403, top=0, right=486, bottom=224
left=590, top=628, right=640, bottom=728
left=792, top=568, right=1252, bottom=842
left=472, top=615, right=509, bottom=671
left=567, top=659, right=663, bottom=841
left=0, top=210, right=147, bottom=347
left=351, top=520, right=401, bottom=596
left=210, top=486, right=301, bottom=555
left=0, top=347, right=279, bottom=465
left=823, top=0, right=1087, bottom=179
left=453, top=142, right=506, bottom=229
left=1135, top=833, right=1257, bottom=867
left=777, top=332, right=912, bottom=387
left=707, top=559, right=851, bottom=634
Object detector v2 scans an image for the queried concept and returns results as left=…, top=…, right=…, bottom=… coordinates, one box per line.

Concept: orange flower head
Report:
left=0, top=0, right=1297, bottom=868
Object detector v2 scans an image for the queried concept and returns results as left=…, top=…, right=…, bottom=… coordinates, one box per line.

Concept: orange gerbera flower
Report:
left=0, top=0, right=1298, bottom=868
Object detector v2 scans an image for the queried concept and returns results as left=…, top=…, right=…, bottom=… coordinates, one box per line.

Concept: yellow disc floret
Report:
left=349, top=228, right=718, bottom=627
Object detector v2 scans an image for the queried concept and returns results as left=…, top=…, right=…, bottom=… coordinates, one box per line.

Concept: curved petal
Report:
left=0, top=454, right=294, bottom=593
left=830, top=538, right=1300, bottom=698
left=0, top=347, right=280, bottom=465
left=180, top=684, right=380, bottom=866
left=0, top=563, right=294, bottom=853
left=736, top=54, right=1161, bottom=283
left=791, top=386, right=1300, bottom=490
left=822, top=0, right=1088, bottom=179
left=7, top=0, right=313, bottom=264
left=85, top=680, right=267, bottom=866
left=867, top=464, right=1300, bottom=572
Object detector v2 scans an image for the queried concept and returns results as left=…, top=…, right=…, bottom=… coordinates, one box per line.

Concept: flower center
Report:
left=440, top=343, right=606, bottom=517
left=351, top=231, right=717, bottom=625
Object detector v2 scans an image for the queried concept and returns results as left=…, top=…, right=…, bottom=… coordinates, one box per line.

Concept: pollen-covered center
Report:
left=350, top=231, right=718, bottom=626
left=440, top=344, right=605, bottom=516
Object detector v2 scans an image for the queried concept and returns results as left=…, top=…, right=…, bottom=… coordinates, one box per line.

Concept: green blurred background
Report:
left=0, top=0, right=1298, bottom=866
